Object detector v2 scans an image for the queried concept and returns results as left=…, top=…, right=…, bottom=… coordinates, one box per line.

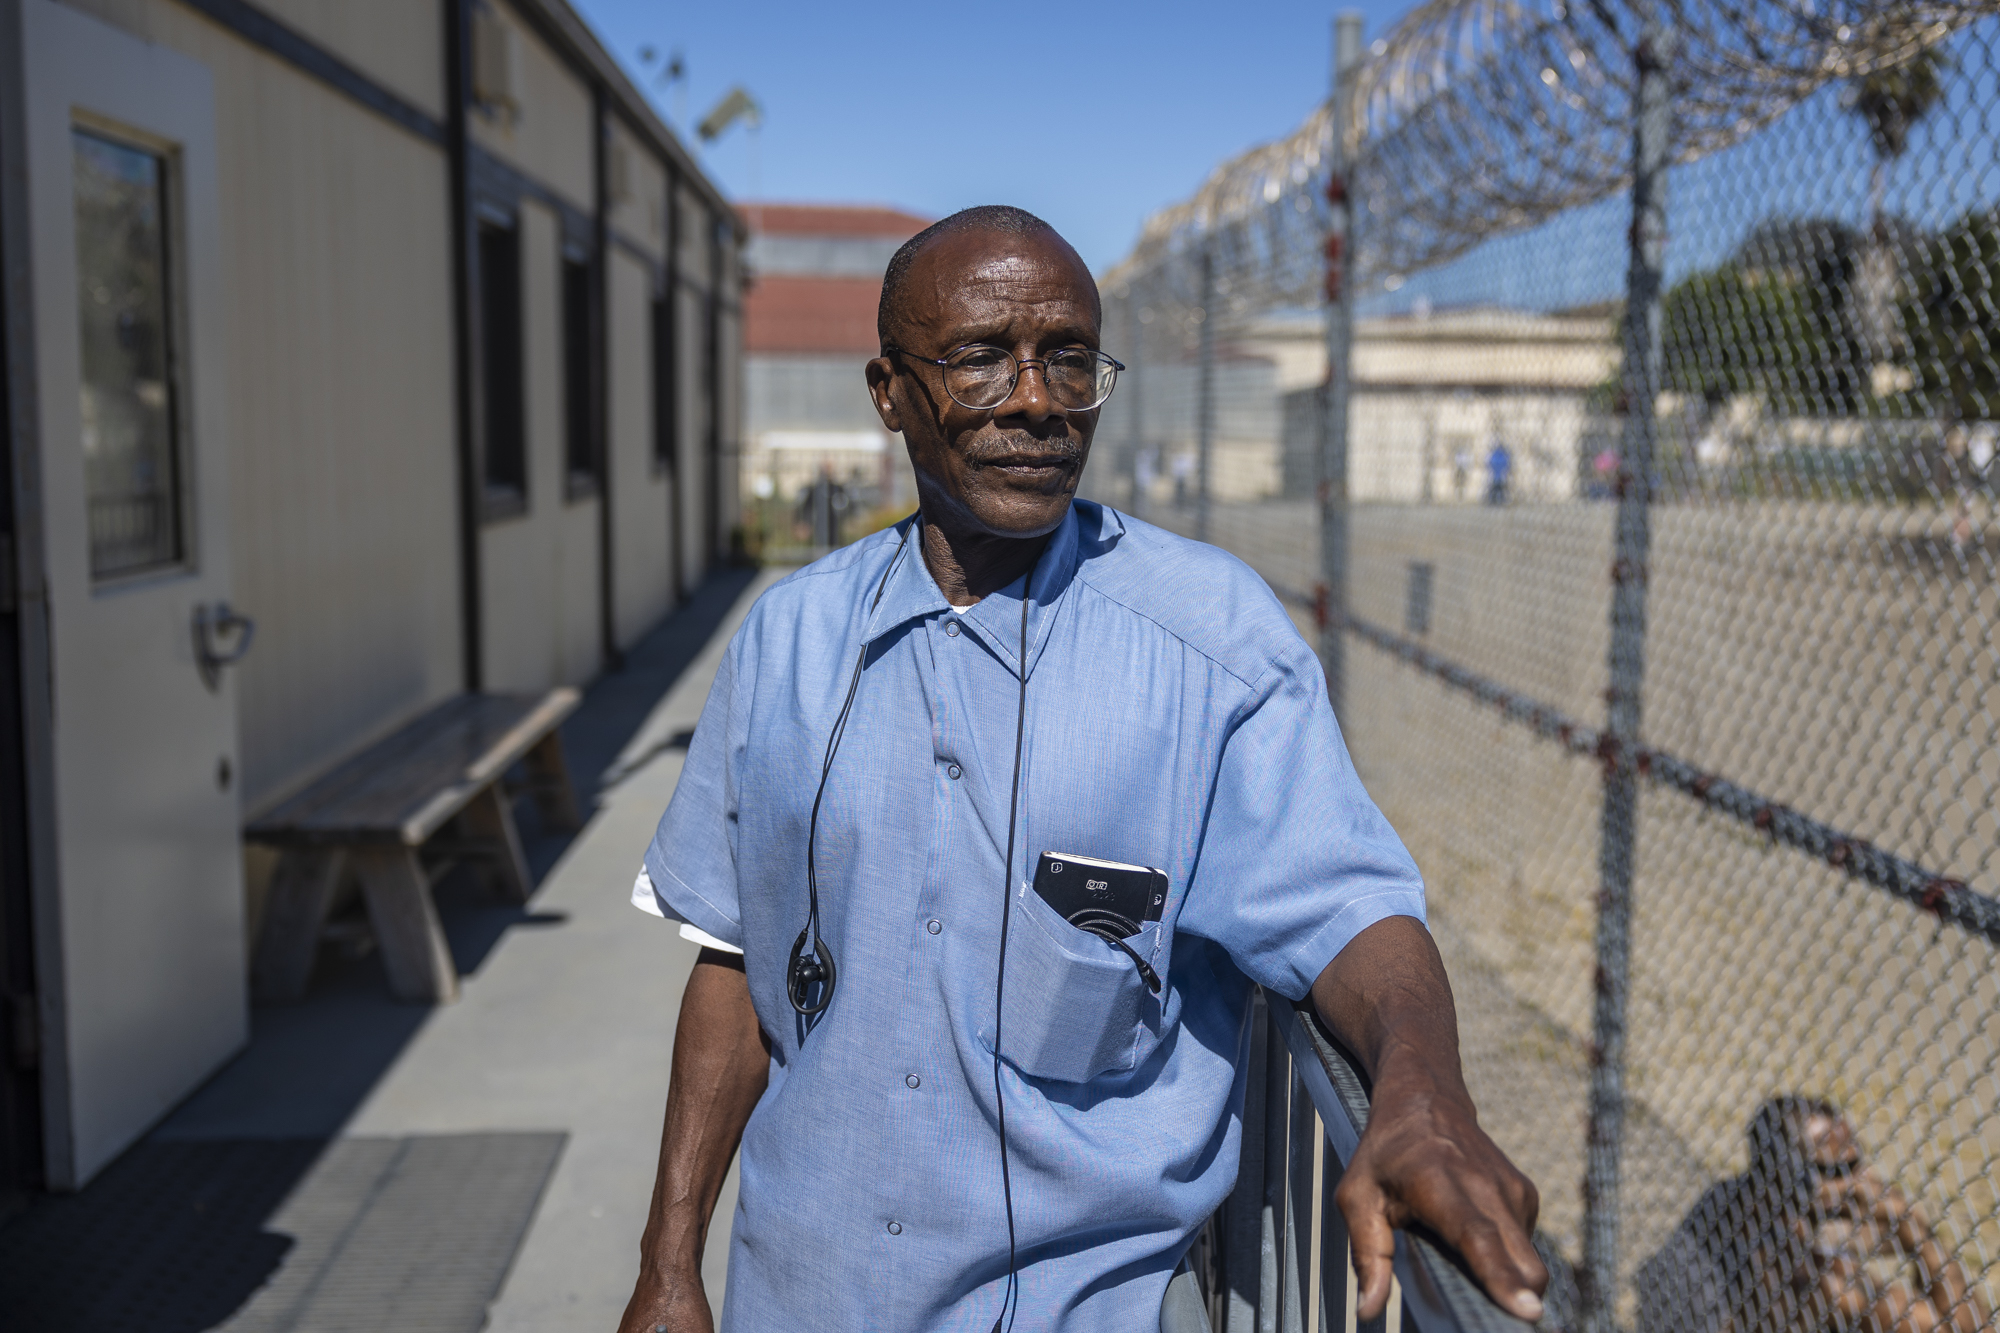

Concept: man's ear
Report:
left=865, top=357, right=904, bottom=434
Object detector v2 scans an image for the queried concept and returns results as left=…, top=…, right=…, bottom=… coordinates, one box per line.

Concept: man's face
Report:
left=867, top=228, right=1101, bottom=540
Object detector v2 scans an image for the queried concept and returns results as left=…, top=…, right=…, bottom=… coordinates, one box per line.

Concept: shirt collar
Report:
left=860, top=517, right=947, bottom=645
left=858, top=502, right=1108, bottom=679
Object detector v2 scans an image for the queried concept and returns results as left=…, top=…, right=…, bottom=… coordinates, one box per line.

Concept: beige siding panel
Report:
left=481, top=515, right=552, bottom=691
left=677, top=185, right=713, bottom=286
left=716, top=235, right=743, bottom=546
left=556, top=496, right=599, bottom=685
left=607, top=119, right=666, bottom=262
left=114, top=0, right=462, bottom=812
left=483, top=200, right=601, bottom=691
left=675, top=281, right=710, bottom=592
left=609, top=250, right=673, bottom=645
left=71, top=2, right=444, bottom=122
left=716, top=298, right=743, bottom=544
left=676, top=192, right=716, bottom=586
left=217, top=0, right=443, bottom=120
left=469, top=0, right=592, bottom=211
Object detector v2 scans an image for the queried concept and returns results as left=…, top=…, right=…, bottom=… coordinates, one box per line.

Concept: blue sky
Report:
left=569, top=0, right=1419, bottom=272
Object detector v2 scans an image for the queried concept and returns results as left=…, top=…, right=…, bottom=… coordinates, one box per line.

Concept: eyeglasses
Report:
left=885, top=343, right=1124, bottom=413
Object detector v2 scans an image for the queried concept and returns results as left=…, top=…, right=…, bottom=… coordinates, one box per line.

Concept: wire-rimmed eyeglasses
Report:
left=885, top=343, right=1125, bottom=413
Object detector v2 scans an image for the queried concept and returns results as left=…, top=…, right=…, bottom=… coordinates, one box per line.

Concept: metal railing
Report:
left=1184, top=990, right=1534, bottom=1333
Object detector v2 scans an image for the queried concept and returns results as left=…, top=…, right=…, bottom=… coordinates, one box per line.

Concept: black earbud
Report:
left=787, top=928, right=837, bottom=1014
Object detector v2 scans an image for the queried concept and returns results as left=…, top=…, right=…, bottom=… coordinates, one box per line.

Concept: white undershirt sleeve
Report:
left=632, top=868, right=745, bottom=956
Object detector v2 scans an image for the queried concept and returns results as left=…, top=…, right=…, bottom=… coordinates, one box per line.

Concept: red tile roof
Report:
left=745, top=275, right=887, bottom=355
left=740, top=203, right=932, bottom=239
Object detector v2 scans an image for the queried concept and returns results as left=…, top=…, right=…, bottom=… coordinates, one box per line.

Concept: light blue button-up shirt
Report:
left=640, top=501, right=1425, bottom=1331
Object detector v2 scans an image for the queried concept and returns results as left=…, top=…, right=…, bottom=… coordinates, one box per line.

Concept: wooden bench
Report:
left=247, top=689, right=583, bottom=1004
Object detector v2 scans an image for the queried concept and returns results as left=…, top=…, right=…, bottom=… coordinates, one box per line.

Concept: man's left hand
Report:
left=1311, top=916, right=1547, bottom=1323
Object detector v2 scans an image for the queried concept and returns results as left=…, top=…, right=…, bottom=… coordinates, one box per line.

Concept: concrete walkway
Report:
left=340, top=568, right=778, bottom=1329
left=0, top=569, right=779, bottom=1331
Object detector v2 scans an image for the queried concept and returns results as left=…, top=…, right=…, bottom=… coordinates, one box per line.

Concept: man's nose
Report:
left=992, top=358, right=1058, bottom=422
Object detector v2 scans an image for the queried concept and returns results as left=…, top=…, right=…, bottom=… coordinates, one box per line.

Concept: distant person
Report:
left=1591, top=446, right=1619, bottom=499
left=1486, top=439, right=1512, bottom=505
left=1134, top=445, right=1158, bottom=519
left=1635, top=1096, right=1991, bottom=1333
left=1453, top=445, right=1474, bottom=502
left=797, top=468, right=849, bottom=549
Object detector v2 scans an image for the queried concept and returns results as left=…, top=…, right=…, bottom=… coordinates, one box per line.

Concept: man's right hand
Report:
left=616, top=1266, right=713, bottom=1333
left=617, top=948, right=769, bottom=1333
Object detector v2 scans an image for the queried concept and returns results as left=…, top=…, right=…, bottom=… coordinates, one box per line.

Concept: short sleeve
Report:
left=641, top=636, right=747, bottom=950
left=1175, top=641, right=1426, bottom=1000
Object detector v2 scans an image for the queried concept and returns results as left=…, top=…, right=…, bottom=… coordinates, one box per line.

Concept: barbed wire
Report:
left=1105, top=0, right=1990, bottom=309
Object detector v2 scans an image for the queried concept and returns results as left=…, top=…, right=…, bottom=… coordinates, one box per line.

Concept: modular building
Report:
left=0, top=0, right=743, bottom=1198
left=739, top=204, right=927, bottom=553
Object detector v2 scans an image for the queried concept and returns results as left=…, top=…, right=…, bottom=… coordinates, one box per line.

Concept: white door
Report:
left=21, top=0, right=244, bottom=1189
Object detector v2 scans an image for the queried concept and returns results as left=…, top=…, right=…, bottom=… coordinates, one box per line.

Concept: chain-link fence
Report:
left=1092, top=6, right=2000, bottom=1330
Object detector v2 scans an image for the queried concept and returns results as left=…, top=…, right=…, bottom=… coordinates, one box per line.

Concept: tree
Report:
left=1847, top=44, right=1953, bottom=214
left=1897, top=206, right=2000, bottom=424
left=1660, top=220, right=1866, bottom=416
left=1845, top=42, right=1954, bottom=358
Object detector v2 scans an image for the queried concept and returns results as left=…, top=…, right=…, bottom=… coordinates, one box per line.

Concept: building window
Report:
left=477, top=215, right=526, bottom=512
left=652, top=289, right=676, bottom=471
left=73, top=129, right=183, bottom=580
left=562, top=249, right=596, bottom=496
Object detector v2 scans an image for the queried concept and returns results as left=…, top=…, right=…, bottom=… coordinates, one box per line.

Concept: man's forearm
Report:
left=1309, top=914, right=1547, bottom=1322
left=626, top=949, right=770, bottom=1322
left=1309, top=914, right=1468, bottom=1099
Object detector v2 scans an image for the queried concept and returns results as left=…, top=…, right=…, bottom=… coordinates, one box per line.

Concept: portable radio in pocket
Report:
left=1031, top=852, right=1168, bottom=995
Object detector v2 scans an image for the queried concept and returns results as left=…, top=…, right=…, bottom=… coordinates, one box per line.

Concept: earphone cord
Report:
left=798, top=522, right=915, bottom=1012
left=803, top=644, right=868, bottom=951
left=1066, top=909, right=1162, bottom=994
left=989, top=584, right=1030, bottom=1333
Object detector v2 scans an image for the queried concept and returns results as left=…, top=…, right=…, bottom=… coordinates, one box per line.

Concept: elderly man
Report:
left=619, top=206, right=1545, bottom=1332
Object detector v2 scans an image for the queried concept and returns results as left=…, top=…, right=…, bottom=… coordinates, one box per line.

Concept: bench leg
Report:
left=524, top=730, right=583, bottom=833
left=252, top=847, right=346, bottom=1003
left=353, top=845, right=459, bottom=1003
left=459, top=782, right=533, bottom=905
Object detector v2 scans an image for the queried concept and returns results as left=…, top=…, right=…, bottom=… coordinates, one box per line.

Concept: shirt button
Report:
left=944, top=621, right=960, bottom=637
left=887, top=1221, right=903, bottom=1235
left=906, top=1074, right=921, bottom=1088
left=926, top=919, right=941, bottom=935
left=947, top=763, right=962, bottom=780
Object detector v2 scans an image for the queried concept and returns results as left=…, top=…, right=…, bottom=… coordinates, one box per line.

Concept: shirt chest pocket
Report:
left=978, top=888, right=1162, bottom=1084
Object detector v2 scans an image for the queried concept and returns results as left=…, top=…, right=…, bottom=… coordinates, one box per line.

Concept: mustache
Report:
left=966, top=434, right=1086, bottom=467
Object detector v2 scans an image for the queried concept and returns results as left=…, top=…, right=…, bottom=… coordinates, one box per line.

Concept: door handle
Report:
left=193, top=601, right=255, bottom=691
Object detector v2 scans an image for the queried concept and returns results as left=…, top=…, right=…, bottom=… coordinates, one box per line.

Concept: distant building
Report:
left=1099, top=305, right=1617, bottom=509
left=740, top=204, right=930, bottom=546
left=0, top=0, right=742, bottom=1195
left=1342, top=307, right=1618, bottom=503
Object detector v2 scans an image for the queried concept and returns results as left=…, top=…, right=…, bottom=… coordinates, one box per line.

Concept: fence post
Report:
left=1197, top=246, right=1216, bottom=544
left=1319, top=13, right=1363, bottom=719
left=1128, top=277, right=1147, bottom=522
left=1582, top=17, right=1671, bottom=1330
